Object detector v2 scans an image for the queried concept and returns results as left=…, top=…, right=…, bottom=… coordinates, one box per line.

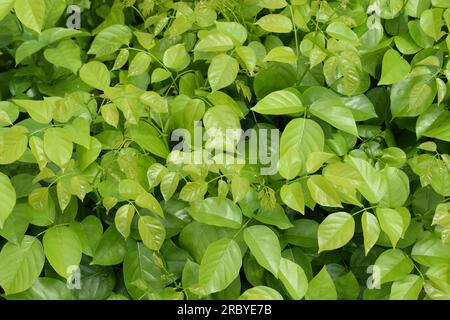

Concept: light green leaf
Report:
left=378, top=49, right=411, bottom=85
left=257, top=0, right=287, bottom=9
left=307, top=175, right=342, bottom=208
left=88, top=24, right=132, bottom=57
left=0, top=236, right=45, bottom=295
left=251, top=89, right=304, bottom=115
left=14, top=0, right=45, bottom=32
left=138, top=215, right=166, bottom=251
left=44, top=39, right=82, bottom=74
left=128, top=52, right=152, bottom=77
left=361, top=211, right=380, bottom=255
left=194, top=32, right=234, bottom=52
left=187, top=197, right=242, bottom=229
left=318, top=211, right=355, bottom=252
left=208, top=53, right=239, bottom=91
left=255, top=14, right=293, bottom=33
left=390, top=274, right=423, bottom=300
left=0, top=0, right=15, bottom=21
left=305, top=267, right=337, bottom=300
left=244, top=225, right=281, bottom=277
left=348, top=156, right=387, bottom=203
left=280, top=182, right=305, bottom=214
left=0, top=126, right=28, bottom=164
left=163, top=44, right=190, bottom=71
left=376, top=208, right=404, bottom=248
left=280, top=118, right=324, bottom=175
left=199, top=238, right=242, bottom=294
left=278, top=257, right=308, bottom=300
left=239, top=286, right=283, bottom=300
left=278, top=148, right=302, bottom=180
left=0, top=172, right=16, bottom=228
left=80, top=61, right=111, bottom=91
left=43, top=127, right=73, bottom=167
left=160, top=172, right=180, bottom=201
left=379, top=167, right=410, bottom=208
left=326, top=22, right=359, bottom=44
left=310, top=98, right=358, bottom=136
left=135, top=192, right=164, bottom=217
left=420, top=8, right=445, bottom=40
left=373, top=249, right=414, bottom=285
left=43, top=226, right=82, bottom=279
left=264, top=46, right=297, bottom=64
left=230, top=176, right=250, bottom=203
left=114, top=204, right=135, bottom=239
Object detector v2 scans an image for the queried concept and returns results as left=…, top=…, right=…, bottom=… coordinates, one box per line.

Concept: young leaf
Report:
left=243, top=225, right=281, bottom=277
left=361, top=211, right=380, bottom=255
left=0, top=236, right=45, bottom=295
left=138, top=216, right=166, bottom=251
left=378, top=49, right=411, bottom=85
left=199, top=238, right=242, bottom=294
left=208, top=54, right=239, bottom=92
left=318, top=212, right=355, bottom=252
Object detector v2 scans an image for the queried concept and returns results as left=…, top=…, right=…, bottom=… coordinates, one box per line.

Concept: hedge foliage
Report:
left=0, top=0, right=449, bottom=300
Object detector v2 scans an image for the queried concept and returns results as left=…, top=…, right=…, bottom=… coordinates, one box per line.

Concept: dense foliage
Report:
left=0, top=0, right=449, bottom=300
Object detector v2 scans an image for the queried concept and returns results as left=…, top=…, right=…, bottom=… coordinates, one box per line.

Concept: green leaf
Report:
left=70, top=216, right=103, bottom=257
left=326, top=22, right=359, bottom=44
left=361, top=211, right=380, bottom=255
left=231, top=176, right=250, bottom=203
left=239, top=286, right=283, bottom=300
left=310, top=98, right=358, bottom=136
left=92, top=226, right=127, bottom=266
left=140, top=91, right=168, bottom=113
left=194, top=32, right=234, bottom=52
left=135, top=192, right=164, bottom=217
left=126, top=122, right=169, bottom=158
left=208, top=53, right=239, bottom=92
left=79, top=61, right=111, bottom=91
left=0, top=172, right=16, bottom=228
left=0, top=0, right=15, bottom=21
left=14, top=0, right=45, bottom=33
left=0, top=126, right=28, bottom=164
left=251, top=89, right=304, bottom=115
left=390, top=274, right=423, bottom=300
left=160, top=172, right=180, bottom=201
left=376, top=208, right=404, bottom=248
left=278, top=257, right=308, bottom=300
left=348, top=156, right=387, bottom=203
left=199, top=238, right=242, bottom=294
left=43, top=226, right=82, bottom=279
left=373, top=249, right=414, bottom=285
left=88, top=25, right=132, bottom=57
left=307, top=175, right=342, bottom=208
left=43, top=127, right=73, bottom=167
left=5, top=277, right=73, bottom=300
left=138, top=215, right=166, bottom=251
left=15, top=40, right=46, bottom=65
left=280, top=182, right=305, bottom=214
left=44, top=40, right=82, bottom=74
left=0, top=236, right=45, bottom=295
left=378, top=49, right=411, bottom=85
left=305, top=267, right=337, bottom=300
left=123, top=241, right=166, bottom=299
left=264, top=46, right=297, bottom=64
left=163, top=44, right=190, bottom=71
left=379, top=167, right=410, bottom=208
left=278, top=148, right=302, bottom=180
left=128, top=52, right=152, bottom=77
left=412, top=237, right=450, bottom=266
left=280, top=118, right=324, bottom=175
left=318, top=212, right=355, bottom=253
left=256, top=14, right=293, bottom=33
left=243, top=225, right=281, bottom=277
left=114, top=204, right=135, bottom=239
left=420, top=8, right=445, bottom=40
left=187, top=197, right=242, bottom=229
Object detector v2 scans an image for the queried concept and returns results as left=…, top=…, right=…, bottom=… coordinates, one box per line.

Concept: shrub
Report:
left=0, top=0, right=449, bottom=300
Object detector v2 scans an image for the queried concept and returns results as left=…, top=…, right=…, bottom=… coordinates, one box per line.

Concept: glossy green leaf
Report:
left=318, top=212, right=355, bottom=253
